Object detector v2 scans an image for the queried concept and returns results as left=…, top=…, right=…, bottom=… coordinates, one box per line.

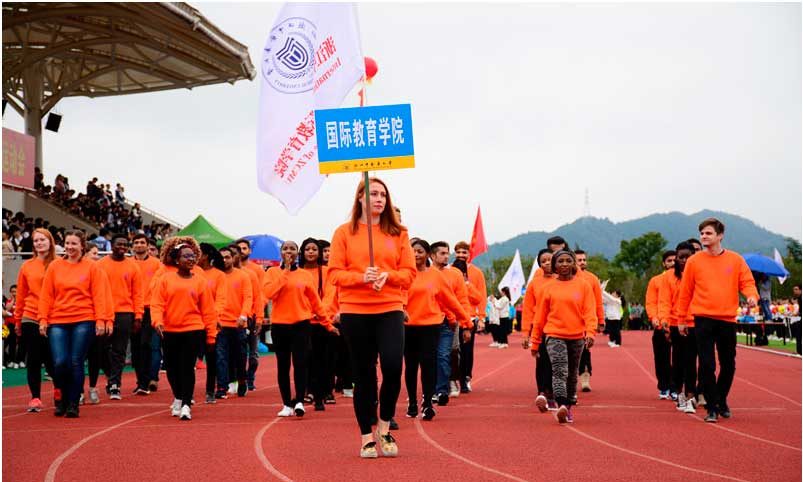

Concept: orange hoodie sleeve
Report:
left=521, top=281, right=537, bottom=334
left=580, top=281, right=598, bottom=337
left=150, top=275, right=168, bottom=329
left=472, top=266, right=488, bottom=321
left=132, top=263, right=144, bottom=319
left=385, top=230, right=416, bottom=290
left=90, top=262, right=110, bottom=330
left=240, top=270, right=253, bottom=320
left=13, top=261, right=31, bottom=327
left=657, top=274, right=676, bottom=324
left=328, top=227, right=367, bottom=288
left=37, top=264, right=55, bottom=328
left=198, top=280, right=219, bottom=344
left=263, top=268, right=289, bottom=301
left=530, top=288, right=551, bottom=351
left=588, top=273, right=604, bottom=325
left=304, top=280, right=328, bottom=326
left=99, top=269, right=114, bottom=331
left=645, top=274, right=662, bottom=321
left=434, top=273, right=470, bottom=328
left=466, top=281, right=483, bottom=308
left=738, top=257, right=759, bottom=302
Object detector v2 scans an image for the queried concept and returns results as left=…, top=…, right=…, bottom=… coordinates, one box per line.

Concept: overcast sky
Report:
left=5, top=2, right=801, bottom=246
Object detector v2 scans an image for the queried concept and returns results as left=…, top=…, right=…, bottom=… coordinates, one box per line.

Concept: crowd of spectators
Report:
left=3, top=173, right=176, bottom=256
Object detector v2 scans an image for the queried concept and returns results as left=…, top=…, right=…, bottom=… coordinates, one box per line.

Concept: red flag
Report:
left=469, top=206, right=488, bottom=262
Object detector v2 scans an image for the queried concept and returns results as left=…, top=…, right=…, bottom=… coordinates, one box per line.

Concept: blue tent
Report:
left=742, top=253, right=789, bottom=278
left=244, top=234, right=283, bottom=266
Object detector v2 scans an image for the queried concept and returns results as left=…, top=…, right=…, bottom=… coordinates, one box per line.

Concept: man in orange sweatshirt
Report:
left=454, top=241, right=487, bottom=394
left=675, top=218, right=758, bottom=423
left=645, top=250, right=676, bottom=400
left=131, top=233, right=160, bottom=395
left=97, top=234, right=144, bottom=399
left=235, top=239, right=266, bottom=391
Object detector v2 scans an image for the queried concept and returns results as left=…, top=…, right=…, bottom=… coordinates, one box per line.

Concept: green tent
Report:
left=176, top=215, right=235, bottom=248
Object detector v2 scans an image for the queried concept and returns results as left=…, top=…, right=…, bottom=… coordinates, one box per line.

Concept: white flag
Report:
left=526, top=260, right=538, bottom=286
left=499, top=249, right=526, bottom=304
left=257, top=3, right=365, bottom=214
left=774, top=248, right=787, bottom=284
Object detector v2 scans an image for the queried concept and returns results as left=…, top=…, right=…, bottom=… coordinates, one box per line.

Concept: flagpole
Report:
left=360, top=71, right=375, bottom=266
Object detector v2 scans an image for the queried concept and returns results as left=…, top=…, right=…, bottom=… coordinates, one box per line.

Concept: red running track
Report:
left=3, top=331, right=800, bottom=481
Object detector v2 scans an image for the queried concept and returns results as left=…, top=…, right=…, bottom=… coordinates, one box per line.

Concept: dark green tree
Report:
left=613, top=232, right=667, bottom=278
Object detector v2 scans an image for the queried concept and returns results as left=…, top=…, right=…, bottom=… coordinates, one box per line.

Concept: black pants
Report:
left=246, top=317, right=260, bottom=386
left=204, top=342, right=217, bottom=395
left=498, top=318, right=510, bottom=344
left=4, top=326, right=25, bottom=365
left=404, top=324, right=439, bottom=408
left=106, top=312, right=133, bottom=389
left=535, top=342, right=552, bottom=396
left=130, top=308, right=152, bottom=390
left=459, top=324, right=476, bottom=387
left=652, top=328, right=672, bottom=392
left=309, top=323, right=334, bottom=403
left=21, top=323, right=54, bottom=398
left=792, top=321, right=801, bottom=355
left=334, top=332, right=352, bottom=391
left=88, top=335, right=106, bottom=388
left=578, top=346, right=592, bottom=375
left=607, top=319, right=622, bottom=345
left=272, top=321, right=311, bottom=407
left=671, top=328, right=698, bottom=396
left=695, top=317, right=736, bottom=411
left=341, top=311, right=404, bottom=435
left=163, top=330, right=204, bottom=407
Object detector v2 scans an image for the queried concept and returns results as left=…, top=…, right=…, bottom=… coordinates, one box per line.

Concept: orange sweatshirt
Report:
left=14, top=257, right=47, bottom=324
left=302, top=265, right=337, bottom=325
left=405, top=267, right=469, bottom=326
left=657, top=272, right=695, bottom=327
left=149, top=264, right=205, bottom=305
left=440, top=266, right=473, bottom=328
left=530, top=277, right=597, bottom=350
left=201, top=267, right=227, bottom=318
left=578, top=269, right=604, bottom=324
left=263, top=267, right=327, bottom=325
left=675, top=250, right=758, bottom=323
left=242, top=267, right=265, bottom=323
left=150, top=271, right=218, bottom=344
left=38, top=258, right=108, bottom=329
left=86, top=257, right=115, bottom=330
left=97, top=256, right=144, bottom=318
left=327, top=222, right=416, bottom=314
left=219, top=268, right=253, bottom=326
left=134, top=255, right=161, bottom=308
left=467, top=264, right=488, bottom=321
left=645, top=270, right=671, bottom=321
left=521, top=270, right=556, bottom=333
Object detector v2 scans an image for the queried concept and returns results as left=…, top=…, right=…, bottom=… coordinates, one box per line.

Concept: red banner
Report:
left=2, top=128, right=35, bottom=190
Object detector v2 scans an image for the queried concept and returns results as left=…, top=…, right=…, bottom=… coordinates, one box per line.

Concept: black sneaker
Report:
left=704, top=410, right=718, bottom=423
left=718, top=404, right=731, bottom=419
left=247, top=382, right=256, bottom=391
left=422, top=406, right=436, bottom=421
left=324, top=393, right=336, bottom=404
left=406, top=404, right=418, bottom=418
left=214, top=389, right=228, bottom=399
left=237, top=382, right=247, bottom=397
left=314, top=400, right=325, bottom=411
left=148, top=380, right=158, bottom=392
left=437, top=393, right=449, bottom=406
left=389, top=417, right=399, bottom=430
left=53, top=399, right=66, bottom=417
left=65, top=401, right=79, bottom=418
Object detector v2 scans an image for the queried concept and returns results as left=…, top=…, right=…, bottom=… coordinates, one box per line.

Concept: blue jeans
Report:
left=435, top=322, right=454, bottom=396
left=759, top=299, right=772, bottom=321
left=216, top=327, right=247, bottom=390
left=48, top=321, right=95, bottom=404
left=149, top=329, right=162, bottom=383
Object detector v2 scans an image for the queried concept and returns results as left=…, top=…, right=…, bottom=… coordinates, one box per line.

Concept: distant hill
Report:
left=473, top=210, right=794, bottom=267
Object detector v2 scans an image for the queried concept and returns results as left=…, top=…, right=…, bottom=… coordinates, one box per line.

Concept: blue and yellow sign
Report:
left=315, top=104, right=414, bottom=174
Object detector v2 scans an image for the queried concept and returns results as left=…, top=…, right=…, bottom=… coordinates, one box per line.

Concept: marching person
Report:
left=645, top=251, right=676, bottom=400
left=522, top=249, right=556, bottom=411
left=328, top=177, right=415, bottom=458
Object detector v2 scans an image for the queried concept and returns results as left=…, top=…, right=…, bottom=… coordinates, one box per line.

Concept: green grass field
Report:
left=737, top=333, right=798, bottom=354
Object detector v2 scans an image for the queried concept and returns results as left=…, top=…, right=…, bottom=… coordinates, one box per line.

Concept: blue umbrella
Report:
left=742, top=253, right=790, bottom=278
left=244, top=234, right=283, bottom=266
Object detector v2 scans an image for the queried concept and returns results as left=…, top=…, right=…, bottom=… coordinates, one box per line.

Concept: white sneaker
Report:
left=611, top=344, right=620, bottom=348
left=294, top=402, right=305, bottom=417
left=170, top=399, right=181, bottom=417
left=342, top=388, right=354, bottom=398
left=18, top=362, right=26, bottom=368
left=498, top=343, right=508, bottom=349
left=449, top=381, right=460, bottom=398
left=227, top=382, right=237, bottom=395
left=277, top=405, right=293, bottom=417
left=683, top=399, right=697, bottom=414
left=489, top=342, right=499, bottom=347
left=608, top=341, right=615, bottom=347
left=179, top=405, right=191, bottom=420
left=676, top=393, right=687, bottom=411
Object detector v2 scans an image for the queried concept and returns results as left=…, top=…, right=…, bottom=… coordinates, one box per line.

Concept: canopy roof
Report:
left=2, top=2, right=255, bottom=116
left=177, top=214, right=234, bottom=249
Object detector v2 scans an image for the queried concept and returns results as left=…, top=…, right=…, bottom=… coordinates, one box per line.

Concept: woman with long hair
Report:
left=404, top=238, right=467, bottom=421
left=83, top=241, right=114, bottom=405
left=198, top=242, right=226, bottom=404
left=151, top=238, right=217, bottom=420
left=328, top=177, right=415, bottom=458
left=489, top=287, right=512, bottom=348
left=300, top=237, right=338, bottom=410
left=38, top=230, right=108, bottom=418
left=263, top=240, right=331, bottom=417
left=13, top=228, right=57, bottom=412
left=530, top=250, right=597, bottom=424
